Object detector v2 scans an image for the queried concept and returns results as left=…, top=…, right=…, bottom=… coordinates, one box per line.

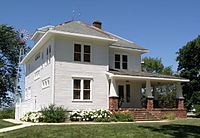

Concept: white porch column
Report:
left=109, top=77, right=118, bottom=97
left=176, top=82, right=184, bottom=99
left=109, top=77, right=119, bottom=110
left=146, top=80, right=153, bottom=98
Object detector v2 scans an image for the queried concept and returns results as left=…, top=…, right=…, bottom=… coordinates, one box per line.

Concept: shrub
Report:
left=41, top=104, right=66, bottom=123
left=112, top=112, right=134, bottom=122
left=21, top=112, right=43, bottom=123
left=70, top=109, right=111, bottom=121
left=194, top=104, right=200, bottom=116
left=161, top=113, right=175, bottom=120
left=0, top=107, right=15, bottom=119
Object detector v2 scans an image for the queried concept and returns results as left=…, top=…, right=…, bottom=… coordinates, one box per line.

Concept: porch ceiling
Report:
left=107, top=70, right=189, bottom=83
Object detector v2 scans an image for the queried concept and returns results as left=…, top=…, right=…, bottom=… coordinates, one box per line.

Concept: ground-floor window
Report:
left=73, top=78, right=91, bottom=101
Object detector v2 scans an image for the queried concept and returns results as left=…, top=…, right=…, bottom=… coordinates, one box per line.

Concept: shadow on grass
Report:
left=139, top=124, right=200, bottom=137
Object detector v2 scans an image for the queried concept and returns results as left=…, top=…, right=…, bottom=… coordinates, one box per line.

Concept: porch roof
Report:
left=107, top=70, right=189, bottom=82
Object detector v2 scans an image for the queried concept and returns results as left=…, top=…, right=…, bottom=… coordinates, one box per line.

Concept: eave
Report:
left=21, top=30, right=118, bottom=64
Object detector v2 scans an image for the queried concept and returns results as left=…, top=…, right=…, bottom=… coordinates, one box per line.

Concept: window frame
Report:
left=74, top=43, right=82, bottom=61
left=73, top=42, right=91, bottom=63
left=114, top=53, right=128, bottom=70
left=72, top=77, right=93, bottom=102
left=42, top=77, right=50, bottom=89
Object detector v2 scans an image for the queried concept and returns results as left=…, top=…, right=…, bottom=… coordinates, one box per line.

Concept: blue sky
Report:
left=1, top=0, right=200, bottom=71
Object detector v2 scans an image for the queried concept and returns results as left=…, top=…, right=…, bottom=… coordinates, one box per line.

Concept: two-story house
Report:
left=15, top=20, right=189, bottom=120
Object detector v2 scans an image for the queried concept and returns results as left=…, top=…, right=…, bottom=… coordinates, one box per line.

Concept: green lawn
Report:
left=0, top=120, right=18, bottom=129
left=0, top=119, right=200, bottom=138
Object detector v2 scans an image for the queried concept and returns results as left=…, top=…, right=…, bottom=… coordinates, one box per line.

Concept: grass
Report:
left=0, top=119, right=200, bottom=137
left=0, top=119, right=18, bottom=129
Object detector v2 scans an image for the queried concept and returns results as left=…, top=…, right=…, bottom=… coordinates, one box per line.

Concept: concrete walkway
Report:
left=0, top=119, right=169, bottom=133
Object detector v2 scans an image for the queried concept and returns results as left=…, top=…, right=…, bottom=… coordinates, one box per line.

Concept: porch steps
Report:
left=133, top=110, right=159, bottom=121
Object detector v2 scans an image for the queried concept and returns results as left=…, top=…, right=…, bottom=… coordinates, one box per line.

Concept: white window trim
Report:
left=25, top=87, right=31, bottom=101
left=42, top=77, right=50, bottom=89
left=34, top=69, right=40, bottom=81
left=114, top=52, right=128, bottom=70
left=73, top=42, right=92, bottom=63
left=72, top=77, right=93, bottom=102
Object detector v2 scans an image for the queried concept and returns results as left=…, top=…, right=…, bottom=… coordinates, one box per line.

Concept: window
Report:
left=114, top=54, right=128, bottom=70
left=115, top=54, right=120, bottom=69
left=73, top=79, right=91, bottom=100
left=49, top=45, right=51, bottom=56
left=74, top=44, right=81, bottom=61
left=83, top=80, right=90, bottom=99
left=122, top=55, right=128, bottom=69
left=25, top=87, right=31, bottom=100
left=126, top=84, right=130, bottom=102
left=34, top=70, right=40, bottom=80
left=42, top=78, right=50, bottom=89
left=74, top=44, right=91, bottom=62
left=35, top=52, right=40, bottom=61
left=84, top=45, right=91, bottom=62
left=73, top=80, right=81, bottom=99
left=118, top=85, right=124, bottom=100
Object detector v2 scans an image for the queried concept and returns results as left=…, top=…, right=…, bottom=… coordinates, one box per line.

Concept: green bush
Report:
left=161, top=113, right=175, bottom=120
left=0, top=107, right=15, bottom=119
left=41, top=104, right=66, bottom=123
left=94, top=117, right=111, bottom=122
left=194, top=104, right=200, bottom=116
left=112, top=112, right=134, bottom=122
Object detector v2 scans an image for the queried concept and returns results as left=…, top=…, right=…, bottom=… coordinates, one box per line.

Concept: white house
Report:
left=15, top=21, right=189, bottom=120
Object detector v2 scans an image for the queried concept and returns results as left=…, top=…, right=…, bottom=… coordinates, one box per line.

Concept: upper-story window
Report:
left=115, top=54, right=128, bottom=70
left=84, top=45, right=90, bottom=62
left=122, top=55, right=128, bottom=69
left=35, top=52, right=40, bottom=61
left=74, top=44, right=91, bottom=62
left=74, top=44, right=81, bottom=61
left=115, top=54, right=120, bottom=69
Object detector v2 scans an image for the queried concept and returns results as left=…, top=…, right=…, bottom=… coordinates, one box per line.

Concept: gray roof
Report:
left=52, top=21, right=147, bottom=51
left=108, top=70, right=186, bottom=80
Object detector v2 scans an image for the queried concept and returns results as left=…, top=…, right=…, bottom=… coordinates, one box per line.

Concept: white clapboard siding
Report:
left=54, top=36, right=110, bottom=110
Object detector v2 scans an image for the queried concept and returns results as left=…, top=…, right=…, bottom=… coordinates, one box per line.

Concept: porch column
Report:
left=176, top=82, right=185, bottom=109
left=146, top=80, right=154, bottom=110
left=109, top=77, right=119, bottom=110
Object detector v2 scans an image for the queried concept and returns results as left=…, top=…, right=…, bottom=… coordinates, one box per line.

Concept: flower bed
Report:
left=70, top=109, right=111, bottom=121
left=21, top=112, right=43, bottom=123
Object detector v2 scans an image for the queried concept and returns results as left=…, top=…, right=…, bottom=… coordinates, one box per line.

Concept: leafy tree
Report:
left=0, top=24, right=28, bottom=108
left=142, top=57, right=173, bottom=75
left=142, top=57, right=176, bottom=108
left=177, top=36, right=200, bottom=110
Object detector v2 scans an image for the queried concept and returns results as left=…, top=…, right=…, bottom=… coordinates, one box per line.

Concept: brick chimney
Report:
left=93, top=21, right=102, bottom=29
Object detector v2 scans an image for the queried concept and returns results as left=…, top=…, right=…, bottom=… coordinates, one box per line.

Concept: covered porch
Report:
left=107, top=70, right=189, bottom=120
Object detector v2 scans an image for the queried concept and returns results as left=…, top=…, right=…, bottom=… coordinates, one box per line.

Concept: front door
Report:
left=118, top=84, right=131, bottom=107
